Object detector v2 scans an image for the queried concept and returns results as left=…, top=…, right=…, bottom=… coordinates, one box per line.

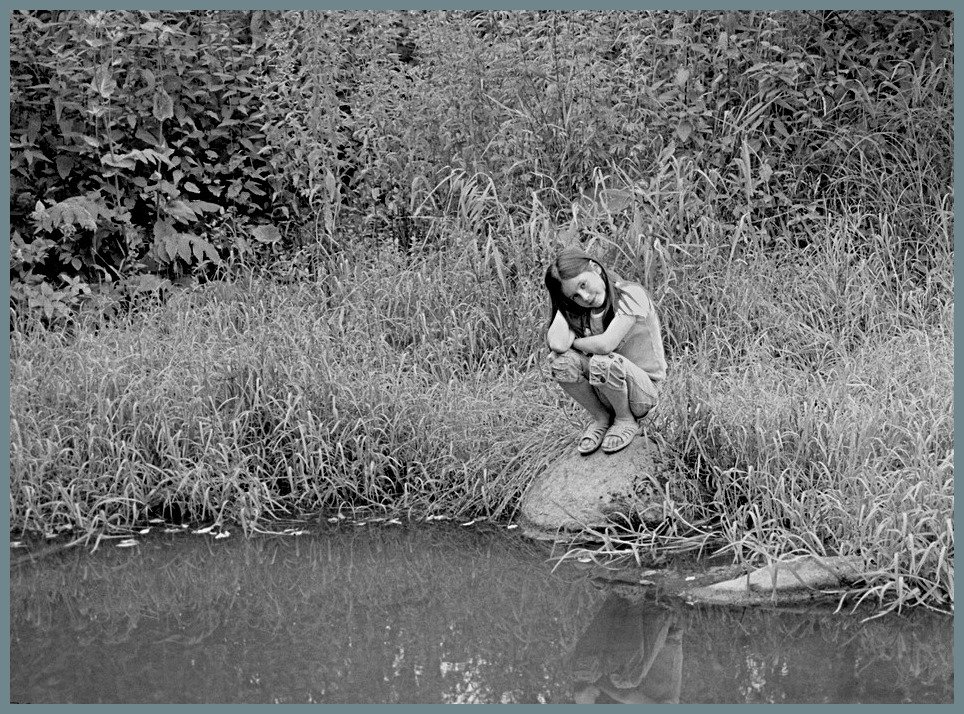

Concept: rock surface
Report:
left=519, top=434, right=668, bottom=534
left=519, top=435, right=871, bottom=608
left=571, top=556, right=869, bottom=608
left=681, top=555, right=866, bottom=606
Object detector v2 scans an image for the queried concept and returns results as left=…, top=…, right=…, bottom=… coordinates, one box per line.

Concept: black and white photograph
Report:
left=7, top=8, right=953, bottom=704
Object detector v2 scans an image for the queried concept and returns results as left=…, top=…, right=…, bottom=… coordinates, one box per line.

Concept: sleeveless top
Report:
left=585, top=281, right=667, bottom=383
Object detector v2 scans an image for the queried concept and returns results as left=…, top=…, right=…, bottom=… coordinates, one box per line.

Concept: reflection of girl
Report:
left=544, top=248, right=667, bottom=455
left=571, top=595, right=683, bottom=704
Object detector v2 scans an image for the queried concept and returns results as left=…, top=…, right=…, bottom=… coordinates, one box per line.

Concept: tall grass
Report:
left=552, top=189, right=953, bottom=615
left=8, top=10, right=953, bottom=614
left=9, top=196, right=952, bottom=614
left=9, top=245, right=566, bottom=537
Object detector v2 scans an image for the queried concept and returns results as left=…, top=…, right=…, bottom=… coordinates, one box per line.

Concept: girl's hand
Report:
left=547, top=311, right=576, bottom=353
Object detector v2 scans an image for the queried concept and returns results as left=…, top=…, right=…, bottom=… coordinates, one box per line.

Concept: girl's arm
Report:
left=571, top=312, right=634, bottom=355
left=546, top=311, right=576, bottom=353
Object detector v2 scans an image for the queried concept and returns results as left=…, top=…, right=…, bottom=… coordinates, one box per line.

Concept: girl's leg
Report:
left=594, top=382, right=637, bottom=452
left=588, top=354, right=642, bottom=452
left=593, top=381, right=634, bottom=421
left=557, top=379, right=612, bottom=424
left=548, top=351, right=613, bottom=452
left=558, top=381, right=612, bottom=454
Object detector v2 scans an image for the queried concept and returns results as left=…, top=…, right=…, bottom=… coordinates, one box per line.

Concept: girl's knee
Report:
left=547, top=350, right=587, bottom=383
left=588, top=353, right=627, bottom=390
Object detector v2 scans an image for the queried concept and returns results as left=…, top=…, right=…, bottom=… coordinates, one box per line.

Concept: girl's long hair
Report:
left=544, top=247, right=620, bottom=336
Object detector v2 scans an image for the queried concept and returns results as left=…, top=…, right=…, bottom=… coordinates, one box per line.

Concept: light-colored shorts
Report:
left=546, top=349, right=659, bottom=419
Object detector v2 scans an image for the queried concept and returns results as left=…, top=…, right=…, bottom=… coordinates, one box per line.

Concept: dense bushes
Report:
left=10, top=10, right=952, bottom=323
left=258, top=10, right=952, bottom=264
left=10, top=11, right=285, bottom=320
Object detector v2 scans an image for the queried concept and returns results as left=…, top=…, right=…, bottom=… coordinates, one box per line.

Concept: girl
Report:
left=544, top=247, right=667, bottom=455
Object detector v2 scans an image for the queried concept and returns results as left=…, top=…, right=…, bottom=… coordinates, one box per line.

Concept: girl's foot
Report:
left=601, top=419, right=640, bottom=454
left=577, top=419, right=610, bottom=456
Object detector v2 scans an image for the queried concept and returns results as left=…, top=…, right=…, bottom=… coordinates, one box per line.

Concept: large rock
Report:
left=520, top=435, right=668, bottom=534
left=682, top=555, right=866, bottom=606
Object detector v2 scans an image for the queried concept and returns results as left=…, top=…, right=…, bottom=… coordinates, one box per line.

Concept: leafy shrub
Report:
left=10, top=10, right=953, bottom=326
left=9, top=10, right=287, bottom=321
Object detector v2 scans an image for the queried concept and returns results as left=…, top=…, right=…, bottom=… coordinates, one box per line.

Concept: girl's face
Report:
left=560, top=262, right=606, bottom=309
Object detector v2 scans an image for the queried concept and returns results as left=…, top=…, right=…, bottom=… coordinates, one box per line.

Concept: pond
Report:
left=9, top=523, right=953, bottom=704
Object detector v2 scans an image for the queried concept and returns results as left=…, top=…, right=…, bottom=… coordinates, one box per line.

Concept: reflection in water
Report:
left=10, top=526, right=591, bottom=704
left=9, top=525, right=953, bottom=703
left=571, top=594, right=682, bottom=704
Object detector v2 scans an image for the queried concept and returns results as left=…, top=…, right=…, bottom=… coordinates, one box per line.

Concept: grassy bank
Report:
left=9, top=215, right=953, bottom=613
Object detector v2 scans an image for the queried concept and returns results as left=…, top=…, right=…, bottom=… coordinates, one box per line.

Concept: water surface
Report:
left=9, top=524, right=952, bottom=703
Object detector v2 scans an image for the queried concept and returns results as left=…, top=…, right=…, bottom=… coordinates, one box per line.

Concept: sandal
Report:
left=577, top=420, right=610, bottom=456
left=601, top=420, right=641, bottom=454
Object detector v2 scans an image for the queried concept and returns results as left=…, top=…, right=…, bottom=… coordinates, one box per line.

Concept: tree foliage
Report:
left=9, top=10, right=953, bottom=323
left=10, top=10, right=281, bottom=319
